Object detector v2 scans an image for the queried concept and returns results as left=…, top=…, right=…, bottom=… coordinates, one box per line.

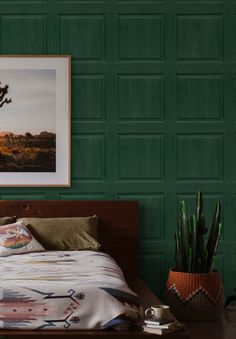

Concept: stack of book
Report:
left=142, top=318, right=185, bottom=335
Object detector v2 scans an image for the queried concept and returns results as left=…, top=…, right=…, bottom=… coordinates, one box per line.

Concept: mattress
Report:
left=0, top=250, right=142, bottom=330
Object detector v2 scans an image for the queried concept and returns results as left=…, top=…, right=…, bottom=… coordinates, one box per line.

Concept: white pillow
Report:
left=0, top=222, right=44, bottom=256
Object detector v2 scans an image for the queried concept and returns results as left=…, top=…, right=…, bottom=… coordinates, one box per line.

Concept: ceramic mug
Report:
left=145, top=304, right=171, bottom=320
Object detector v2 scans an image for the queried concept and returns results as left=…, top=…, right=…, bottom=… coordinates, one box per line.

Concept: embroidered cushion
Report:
left=0, top=222, right=45, bottom=256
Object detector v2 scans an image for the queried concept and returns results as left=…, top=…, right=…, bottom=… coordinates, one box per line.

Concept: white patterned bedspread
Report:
left=0, top=251, right=142, bottom=330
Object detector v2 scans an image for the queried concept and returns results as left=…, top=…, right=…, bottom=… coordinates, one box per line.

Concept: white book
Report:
left=144, top=319, right=170, bottom=326
left=142, top=322, right=185, bottom=336
left=146, top=322, right=176, bottom=329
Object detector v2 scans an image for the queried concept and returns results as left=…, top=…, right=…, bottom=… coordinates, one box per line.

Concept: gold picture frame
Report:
left=0, top=55, right=71, bottom=187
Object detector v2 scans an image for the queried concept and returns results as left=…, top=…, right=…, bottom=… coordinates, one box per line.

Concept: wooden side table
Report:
left=129, top=278, right=190, bottom=338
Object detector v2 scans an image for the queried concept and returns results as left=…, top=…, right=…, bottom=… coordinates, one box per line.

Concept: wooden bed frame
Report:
left=0, top=200, right=189, bottom=339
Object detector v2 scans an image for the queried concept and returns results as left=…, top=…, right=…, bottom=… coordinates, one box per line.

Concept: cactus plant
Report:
left=175, top=191, right=222, bottom=273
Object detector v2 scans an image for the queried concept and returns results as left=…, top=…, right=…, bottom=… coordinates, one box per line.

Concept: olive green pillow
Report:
left=19, top=216, right=100, bottom=251
left=0, top=216, right=17, bottom=226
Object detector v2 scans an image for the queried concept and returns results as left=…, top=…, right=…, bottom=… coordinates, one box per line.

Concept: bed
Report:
left=0, top=200, right=189, bottom=338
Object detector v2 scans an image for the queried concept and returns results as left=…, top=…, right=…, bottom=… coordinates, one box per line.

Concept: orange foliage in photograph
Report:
left=0, top=131, right=56, bottom=172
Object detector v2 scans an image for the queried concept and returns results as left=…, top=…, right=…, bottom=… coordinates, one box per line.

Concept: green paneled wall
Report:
left=0, top=0, right=235, bottom=299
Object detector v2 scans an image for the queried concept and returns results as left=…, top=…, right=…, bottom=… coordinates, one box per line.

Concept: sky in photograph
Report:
left=0, top=69, right=56, bottom=135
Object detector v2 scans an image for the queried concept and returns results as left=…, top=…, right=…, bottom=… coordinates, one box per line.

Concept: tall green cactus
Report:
left=206, top=202, right=221, bottom=273
left=189, top=215, right=196, bottom=272
left=175, top=192, right=222, bottom=273
left=179, top=201, right=189, bottom=272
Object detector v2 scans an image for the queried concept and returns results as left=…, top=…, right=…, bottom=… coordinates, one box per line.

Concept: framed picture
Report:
left=0, top=55, right=71, bottom=187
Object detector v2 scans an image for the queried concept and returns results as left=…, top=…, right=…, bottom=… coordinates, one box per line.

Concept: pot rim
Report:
left=169, top=267, right=220, bottom=276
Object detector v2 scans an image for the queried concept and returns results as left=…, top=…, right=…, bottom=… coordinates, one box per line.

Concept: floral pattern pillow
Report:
left=0, top=222, right=44, bottom=256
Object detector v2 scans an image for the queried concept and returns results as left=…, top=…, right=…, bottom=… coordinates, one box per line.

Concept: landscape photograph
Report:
left=0, top=69, right=56, bottom=172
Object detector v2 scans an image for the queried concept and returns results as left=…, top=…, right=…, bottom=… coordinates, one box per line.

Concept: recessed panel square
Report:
left=59, top=15, right=105, bottom=60
left=139, top=254, right=164, bottom=295
left=177, top=15, right=222, bottom=60
left=1, top=16, right=46, bottom=53
left=72, top=135, right=105, bottom=180
left=72, top=75, right=105, bottom=120
left=177, top=135, right=223, bottom=180
left=177, top=74, right=223, bottom=120
left=118, top=194, right=164, bottom=240
left=118, top=75, right=163, bottom=120
left=118, top=15, right=164, bottom=60
left=118, top=135, right=164, bottom=179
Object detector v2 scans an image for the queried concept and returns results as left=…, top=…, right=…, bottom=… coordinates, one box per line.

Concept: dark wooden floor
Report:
left=186, top=305, right=236, bottom=339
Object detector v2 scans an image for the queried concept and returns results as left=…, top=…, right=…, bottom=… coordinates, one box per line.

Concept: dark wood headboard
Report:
left=0, top=200, right=138, bottom=278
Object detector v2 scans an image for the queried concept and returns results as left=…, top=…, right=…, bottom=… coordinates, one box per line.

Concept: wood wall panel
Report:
left=176, top=134, right=223, bottom=180
left=72, top=135, right=105, bottom=180
left=58, top=193, right=107, bottom=200
left=0, top=193, right=48, bottom=200
left=0, top=16, right=46, bottom=53
left=139, top=254, right=165, bottom=296
left=118, top=134, right=164, bottom=180
left=118, top=193, right=165, bottom=241
left=177, top=74, right=223, bottom=121
left=0, top=0, right=235, bottom=300
left=72, top=74, right=106, bottom=120
left=118, top=15, right=165, bottom=60
left=58, top=15, right=106, bottom=60
left=118, top=74, right=164, bottom=120
left=176, top=14, right=223, bottom=60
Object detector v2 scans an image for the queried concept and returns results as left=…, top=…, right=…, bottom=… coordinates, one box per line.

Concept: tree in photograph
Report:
left=25, top=132, right=32, bottom=138
left=0, top=83, right=12, bottom=108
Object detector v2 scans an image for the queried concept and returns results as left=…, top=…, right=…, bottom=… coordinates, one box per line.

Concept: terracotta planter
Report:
left=165, top=269, right=224, bottom=321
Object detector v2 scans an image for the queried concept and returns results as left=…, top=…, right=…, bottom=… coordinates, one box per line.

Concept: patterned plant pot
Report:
left=165, top=269, right=224, bottom=321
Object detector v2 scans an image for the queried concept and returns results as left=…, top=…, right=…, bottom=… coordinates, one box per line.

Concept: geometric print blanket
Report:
left=0, top=251, right=142, bottom=330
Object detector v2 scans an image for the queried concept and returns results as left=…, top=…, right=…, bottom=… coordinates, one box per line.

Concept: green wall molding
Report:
left=0, top=0, right=235, bottom=298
